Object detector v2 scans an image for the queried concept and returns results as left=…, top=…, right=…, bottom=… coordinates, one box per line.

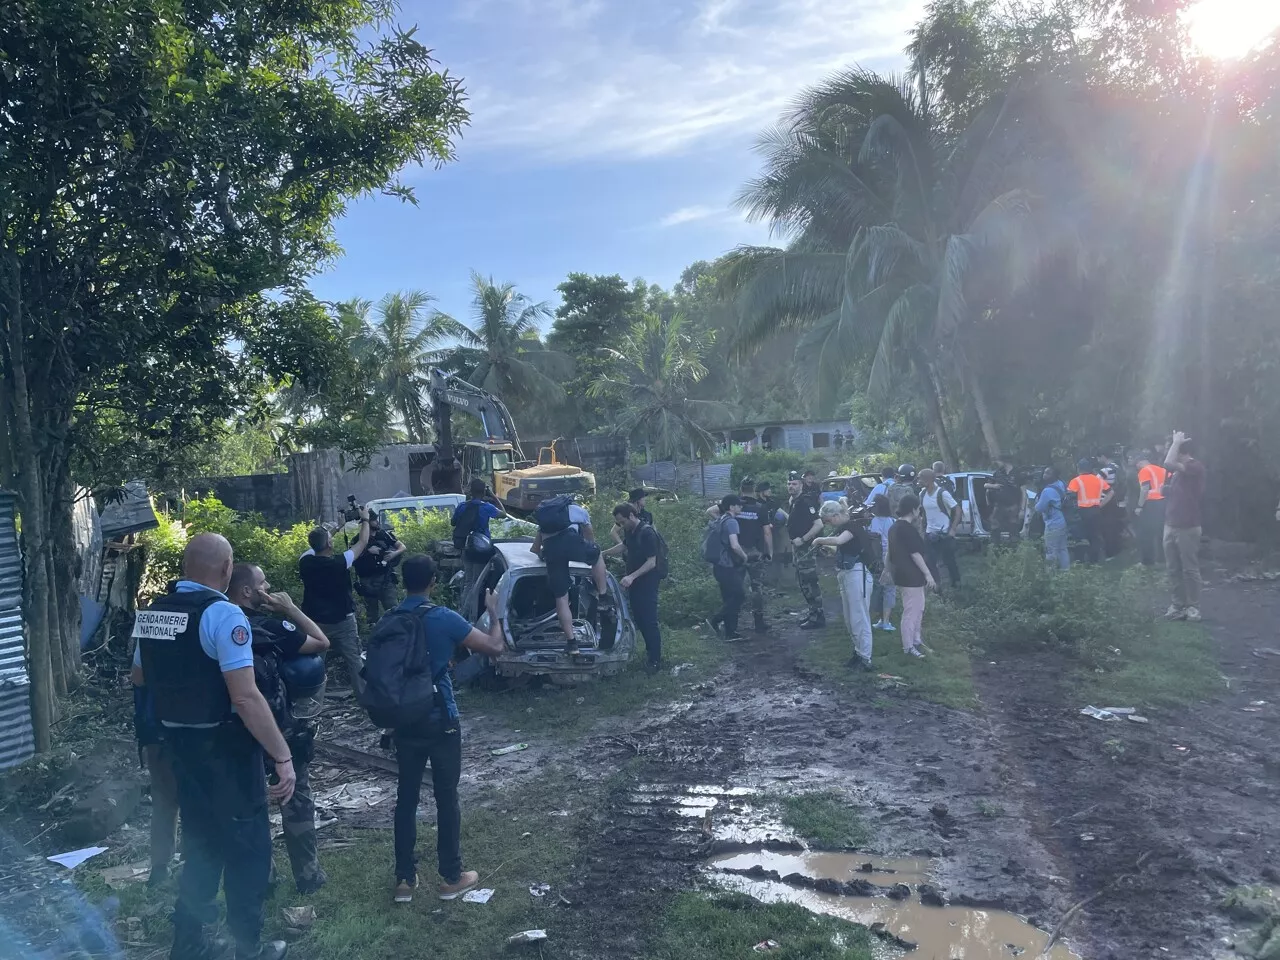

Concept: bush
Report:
left=719, top=449, right=805, bottom=491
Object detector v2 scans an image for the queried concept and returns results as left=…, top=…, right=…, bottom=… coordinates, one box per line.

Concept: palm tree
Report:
left=441, top=272, right=572, bottom=408
left=729, top=68, right=1078, bottom=462
left=360, top=292, right=458, bottom=442
left=588, top=313, right=729, bottom=461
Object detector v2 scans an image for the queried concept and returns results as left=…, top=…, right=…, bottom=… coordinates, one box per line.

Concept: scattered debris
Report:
left=1080, top=833, right=1096, bottom=842
left=858, top=863, right=875, bottom=873
left=1173, top=744, right=1190, bottom=752
left=1244, top=707, right=1263, bottom=713
left=1253, top=648, right=1280, bottom=659
left=1081, top=706, right=1120, bottom=721
left=1127, top=715, right=1150, bottom=724
left=752, top=940, right=780, bottom=952
left=100, top=860, right=151, bottom=888
left=463, top=888, right=495, bottom=904
left=1252, top=701, right=1269, bottom=707
left=575, top=697, right=585, bottom=705
left=491, top=744, right=529, bottom=757
left=919, top=883, right=946, bottom=907
left=281, top=906, right=316, bottom=930
left=47, top=846, right=108, bottom=869
left=888, top=883, right=912, bottom=900
left=507, top=930, right=548, bottom=946
left=670, top=662, right=694, bottom=676
left=529, top=884, right=551, bottom=898
left=1100, top=707, right=1136, bottom=715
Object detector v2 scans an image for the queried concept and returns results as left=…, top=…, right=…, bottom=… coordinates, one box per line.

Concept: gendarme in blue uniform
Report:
left=133, top=580, right=273, bottom=956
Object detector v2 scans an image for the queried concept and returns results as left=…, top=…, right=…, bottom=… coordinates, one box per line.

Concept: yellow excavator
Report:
left=427, top=369, right=596, bottom=513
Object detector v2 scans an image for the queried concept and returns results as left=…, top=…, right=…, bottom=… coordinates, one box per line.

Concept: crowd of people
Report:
left=128, top=431, right=1208, bottom=959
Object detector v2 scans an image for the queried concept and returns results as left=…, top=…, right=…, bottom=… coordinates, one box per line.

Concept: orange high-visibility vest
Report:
left=1068, top=473, right=1109, bottom=508
left=1137, top=464, right=1167, bottom=500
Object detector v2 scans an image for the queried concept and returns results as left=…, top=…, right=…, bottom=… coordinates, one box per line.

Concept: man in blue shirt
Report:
left=453, top=479, right=503, bottom=593
left=1035, top=467, right=1071, bottom=570
left=390, top=555, right=506, bottom=906
left=131, top=534, right=293, bottom=960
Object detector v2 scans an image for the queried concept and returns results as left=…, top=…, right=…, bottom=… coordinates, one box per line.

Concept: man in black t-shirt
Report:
left=299, top=505, right=371, bottom=694
left=230, top=563, right=331, bottom=896
left=603, top=503, right=663, bottom=672
left=787, top=472, right=825, bottom=628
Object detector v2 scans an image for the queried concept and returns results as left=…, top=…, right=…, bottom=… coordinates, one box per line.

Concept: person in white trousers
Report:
left=815, top=501, right=874, bottom=671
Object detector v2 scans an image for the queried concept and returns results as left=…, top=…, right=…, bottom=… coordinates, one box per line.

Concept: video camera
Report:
left=343, top=494, right=362, bottom=523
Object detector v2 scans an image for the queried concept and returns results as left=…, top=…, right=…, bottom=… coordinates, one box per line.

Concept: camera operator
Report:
left=300, top=503, right=371, bottom=695
left=983, top=460, right=1023, bottom=545
left=353, top=511, right=406, bottom=624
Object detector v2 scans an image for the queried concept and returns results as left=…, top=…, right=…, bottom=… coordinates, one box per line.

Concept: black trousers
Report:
left=925, top=533, right=961, bottom=587
left=713, top=565, right=746, bottom=638
left=393, top=723, right=463, bottom=885
left=1079, top=508, right=1103, bottom=563
left=629, top=577, right=663, bottom=666
left=165, top=723, right=271, bottom=951
left=1137, top=499, right=1166, bottom=565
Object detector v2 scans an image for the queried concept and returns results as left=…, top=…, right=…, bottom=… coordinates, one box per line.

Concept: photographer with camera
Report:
left=300, top=501, right=371, bottom=695
left=354, top=511, right=406, bottom=624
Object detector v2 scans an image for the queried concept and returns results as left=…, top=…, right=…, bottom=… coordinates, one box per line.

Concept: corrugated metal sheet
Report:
left=99, top=480, right=159, bottom=539
left=632, top=461, right=732, bottom=499
left=0, top=491, right=35, bottom=770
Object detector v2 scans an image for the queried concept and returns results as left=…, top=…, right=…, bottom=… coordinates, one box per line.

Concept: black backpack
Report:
left=646, top=523, right=671, bottom=580
left=358, top=606, right=448, bottom=730
left=253, top=645, right=295, bottom=738
left=452, top=501, right=481, bottom=549
left=535, top=495, right=574, bottom=535
left=860, top=527, right=885, bottom=577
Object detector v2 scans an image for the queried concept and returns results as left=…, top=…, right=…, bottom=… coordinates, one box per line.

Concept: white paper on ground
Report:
left=47, top=846, right=109, bottom=869
left=462, top=888, right=495, bottom=904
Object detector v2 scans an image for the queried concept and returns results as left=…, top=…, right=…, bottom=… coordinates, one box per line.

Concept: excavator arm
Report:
left=428, top=369, right=526, bottom=463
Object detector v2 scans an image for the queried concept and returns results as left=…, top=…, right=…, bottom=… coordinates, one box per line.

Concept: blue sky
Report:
left=308, top=0, right=924, bottom=326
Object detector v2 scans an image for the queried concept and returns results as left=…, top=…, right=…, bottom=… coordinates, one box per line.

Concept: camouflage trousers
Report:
left=794, top=544, right=823, bottom=619
left=745, top=554, right=767, bottom=624
left=280, top=725, right=322, bottom=891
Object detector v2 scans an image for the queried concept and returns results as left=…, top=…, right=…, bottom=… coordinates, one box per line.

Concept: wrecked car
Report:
left=456, top=540, right=636, bottom=684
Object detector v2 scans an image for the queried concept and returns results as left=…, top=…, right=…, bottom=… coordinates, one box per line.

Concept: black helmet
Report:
left=280, top=654, right=326, bottom=720
left=897, top=463, right=917, bottom=482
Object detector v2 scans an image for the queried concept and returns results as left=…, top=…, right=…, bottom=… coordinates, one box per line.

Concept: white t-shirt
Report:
left=300, top=547, right=356, bottom=568
left=568, top=504, right=591, bottom=532
left=921, top=486, right=958, bottom=534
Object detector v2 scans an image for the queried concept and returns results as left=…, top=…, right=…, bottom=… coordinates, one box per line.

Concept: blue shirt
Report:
left=133, top=581, right=254, bottom=673
left=452, top=500, right=500, bottom=538
left=397, top=596, right=474, bottom=720
left=1035, top=482, right=1068, bottom=532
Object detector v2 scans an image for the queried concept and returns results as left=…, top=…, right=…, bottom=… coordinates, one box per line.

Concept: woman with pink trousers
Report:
left=885, top=493, right=935, bottom=657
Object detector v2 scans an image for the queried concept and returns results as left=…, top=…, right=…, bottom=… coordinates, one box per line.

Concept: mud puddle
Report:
left=707, top=851, right=1079, bottom=960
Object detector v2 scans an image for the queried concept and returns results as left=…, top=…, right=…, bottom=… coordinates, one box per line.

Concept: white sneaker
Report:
left=907, top=647, right=926, bottom=658
left=1164, top=605, right=1186, bottom=620
left=879, top=621, right=897, bottom=632
left=1184, top=606, right=1202, bottom=622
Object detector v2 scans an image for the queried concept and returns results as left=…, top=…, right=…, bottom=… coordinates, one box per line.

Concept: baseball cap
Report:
left=788, top=470, right=802, bottom=481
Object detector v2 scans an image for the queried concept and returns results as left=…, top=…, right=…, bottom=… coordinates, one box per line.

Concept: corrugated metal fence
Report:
left=0, top=492, right=35, bottom=770
left=632, top=461, right=732, bottom=499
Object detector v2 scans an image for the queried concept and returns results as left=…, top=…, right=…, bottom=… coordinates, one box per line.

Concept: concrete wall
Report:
left=289, top=445, right=438, bottom=523
left=188, top=474, right=295, bottom=528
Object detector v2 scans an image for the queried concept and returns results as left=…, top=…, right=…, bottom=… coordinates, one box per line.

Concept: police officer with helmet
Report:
left=131, top=534, right=293, bottom=960
left=228, top=563, right=331, bottom=896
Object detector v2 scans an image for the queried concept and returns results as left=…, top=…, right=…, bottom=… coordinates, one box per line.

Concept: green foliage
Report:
left=775, top=791, right=870, bottom=849
left=719, top=450, right=805, bottom=490
left=648, top=892, right=874, bottom=960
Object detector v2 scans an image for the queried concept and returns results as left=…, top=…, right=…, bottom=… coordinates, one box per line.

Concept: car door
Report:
left=950, top=475, right=974, bottom=537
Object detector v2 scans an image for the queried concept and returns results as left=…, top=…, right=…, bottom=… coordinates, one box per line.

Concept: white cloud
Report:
left=444, top=0, right=923, bottom=162
left=658, top=204, right=721, bottom=227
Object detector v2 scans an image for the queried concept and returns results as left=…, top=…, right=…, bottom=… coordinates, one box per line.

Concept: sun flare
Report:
left=1183, top=0, right=1280, bottom=60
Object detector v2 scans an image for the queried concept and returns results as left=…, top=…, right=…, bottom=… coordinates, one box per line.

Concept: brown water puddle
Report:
left=707, top=851, right=1079, bottom=960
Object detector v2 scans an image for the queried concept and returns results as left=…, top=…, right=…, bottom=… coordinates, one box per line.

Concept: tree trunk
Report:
left=916, top=361, right=959, bottom=470
left=968, top=374, right=1003, bottom=462
left=1, top=250, right=54, bottom=752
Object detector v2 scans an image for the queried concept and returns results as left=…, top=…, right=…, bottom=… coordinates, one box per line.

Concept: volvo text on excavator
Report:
left=426, top=369, right=596, bottom=513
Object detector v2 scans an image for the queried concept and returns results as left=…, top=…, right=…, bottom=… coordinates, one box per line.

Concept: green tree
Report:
left=443, top=273, right=572, bottom=411
left=0, top=0, right=467, bottom=749
left=588, top=313, right=727, bottom=461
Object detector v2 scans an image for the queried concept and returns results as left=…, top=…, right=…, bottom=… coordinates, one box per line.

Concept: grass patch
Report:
left=79, top=773, right=583, bottom=960
left=1080, top=619, right=1217, bottom=708
left=775, top=791, right=869, bottom=849
left=458, top=626, right=726, bottom=736
left=645, top=891, right=874, bottom=960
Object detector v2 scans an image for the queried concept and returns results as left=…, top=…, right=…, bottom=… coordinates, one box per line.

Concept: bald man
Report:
left=132, top=534, right=292, bottom=960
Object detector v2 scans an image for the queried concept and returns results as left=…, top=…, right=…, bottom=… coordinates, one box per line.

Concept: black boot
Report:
left=800, top=615, right=826, bottom=630
left=170, top=927, right=230, bottom=960
left=753, top=615, right=769, bottom=633
left=236, top=941, right=288, bottom=960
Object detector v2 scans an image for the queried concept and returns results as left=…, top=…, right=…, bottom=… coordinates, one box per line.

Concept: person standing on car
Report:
left=707, top=494, right=749, bottom=641
left=531, top=497, right=611, bottom=654
left=353, top=511, right=406, bottom=625
left=132, top=535, right=294, bottom=960
left=228, top=564, right=331, bottom=896
left=918, top=469, right=961, bottom=589
left=1162, top=432, right=1206, bottom=622
left=887, top=494, right=935, bottom=658
left=708, top=478, right=773, bottom=633
left=787, top=472, right=825, bottom=629
left=1134, top=452, right=1168, bottom=566
left=815, top=500, right=876, bottom=671
left=386, top=556, right=507, bottom=905
left=604, top=503, right=665, bottom=672
left=453, top=480, right=502, bottom=595
left=300, top=507, right=371, bottom=695
left=1068, top=459, right=1111, bottom=564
